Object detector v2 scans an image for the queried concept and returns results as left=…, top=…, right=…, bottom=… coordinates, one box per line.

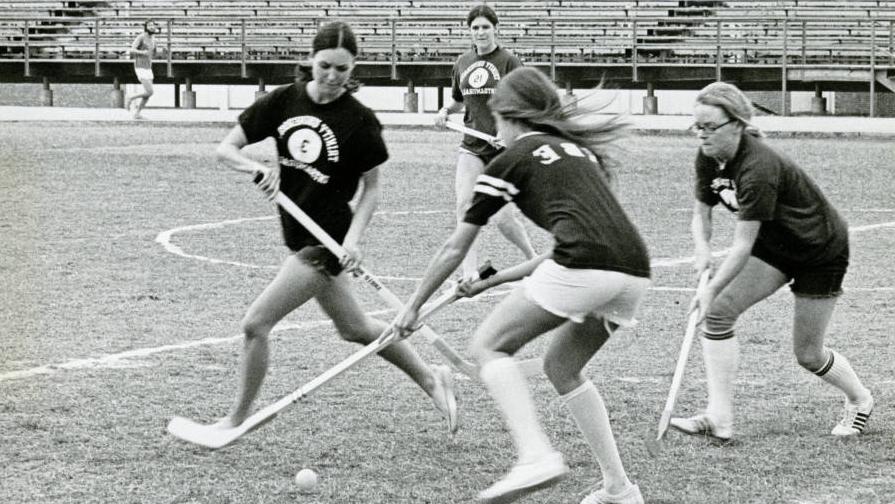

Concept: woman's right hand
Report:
left=254, top=165, right=280, bottom=202
left=434, top=107, right=449, bottom=128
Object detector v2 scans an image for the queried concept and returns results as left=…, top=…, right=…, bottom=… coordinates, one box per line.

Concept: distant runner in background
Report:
left=435, top=4, right=535, bottom=281
left=126, top=19, right=161, bottom=120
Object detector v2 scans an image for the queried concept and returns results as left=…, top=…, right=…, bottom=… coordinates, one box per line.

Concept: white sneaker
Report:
left=580, top=484, right=644, bottom=504
left=431, top=365, right=459, bottom=434
left=478, top=452, right=569, bottom=504
left=831, top=396, right=873, bottom=436
left=669, top=413, right=732, bottom=443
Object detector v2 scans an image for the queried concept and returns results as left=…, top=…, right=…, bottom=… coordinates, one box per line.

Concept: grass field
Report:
left=1, top=122, right=893, bottom=504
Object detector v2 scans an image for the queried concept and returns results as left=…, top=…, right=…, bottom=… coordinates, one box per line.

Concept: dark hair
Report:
left=466, top=5, right=499, bottom=26
left=489, top=68, right=628, bottom=185
left=143, top=19, right=156, bottom=32
left=296, top=21, right=361, bottom=93
left=312, top=21, right=358, bottom=57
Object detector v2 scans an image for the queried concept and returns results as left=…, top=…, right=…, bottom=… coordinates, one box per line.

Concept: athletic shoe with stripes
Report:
left=580, top=483, right=644, bottom=504
left=831, top=396, right=873, bottom=436
left=669, top=413, right=732, bottom=443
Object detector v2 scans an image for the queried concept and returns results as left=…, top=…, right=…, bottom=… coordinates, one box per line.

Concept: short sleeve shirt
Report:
left=451, top=46, right=522, bottom=158
left=132, top=33, right=154, bottom=69
left=238, top=83, right=388, bottom=251
left=464, top=132, right=650, bottom=277
left=694, top=133, right=848, bottom=265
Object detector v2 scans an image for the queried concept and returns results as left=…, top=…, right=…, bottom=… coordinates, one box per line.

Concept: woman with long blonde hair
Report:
left=398, top=67, right=650, bottom=504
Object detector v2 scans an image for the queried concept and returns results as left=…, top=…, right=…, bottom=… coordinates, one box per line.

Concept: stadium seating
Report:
left=1, top=1, right=893, bottom=68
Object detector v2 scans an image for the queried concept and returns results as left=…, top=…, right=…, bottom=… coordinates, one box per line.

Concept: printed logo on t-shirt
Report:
left=711, top=177, right=739, bottom=211
left=276, top=115, right=340, bottom=184
left=459, top=61, right=502, bottom=96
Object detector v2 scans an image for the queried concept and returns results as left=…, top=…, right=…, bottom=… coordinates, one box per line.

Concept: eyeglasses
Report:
left=689, top=118, right=737, bottom=135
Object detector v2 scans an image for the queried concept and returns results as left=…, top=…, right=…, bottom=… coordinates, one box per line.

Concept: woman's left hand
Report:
left=456, top=277, right=489, bottom=298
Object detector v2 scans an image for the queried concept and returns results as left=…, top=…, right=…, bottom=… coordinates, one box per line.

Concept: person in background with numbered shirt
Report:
left=213, top=22, right=458, bottom=436
left=398, top=68, right=651, bottom=504
left=126, top=19, right=161, bottom=120
left=435, top=5, right=536, bottom=281
left=670, top=82, right=873, bottom=442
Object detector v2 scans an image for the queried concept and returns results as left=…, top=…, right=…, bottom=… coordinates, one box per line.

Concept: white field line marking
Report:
left=0, top=288, right=514, bottom=382
left=0, top=309, right=390, bottom=382
left=11, top=219, right=892, bottom=382
left=155, top=215, right=276, bottom=269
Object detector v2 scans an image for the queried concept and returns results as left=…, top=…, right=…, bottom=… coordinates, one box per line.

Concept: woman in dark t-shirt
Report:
left=670, top=82, right=873, bottom=443
left=211, top=22, right=458, bottom=436
left=398, top=68, right=650, bottom=504
left=434, top=5, right=535, bottom=281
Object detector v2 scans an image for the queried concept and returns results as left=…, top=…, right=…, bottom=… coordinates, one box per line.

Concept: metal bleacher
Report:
left=1, top=0, right=893, bottom=95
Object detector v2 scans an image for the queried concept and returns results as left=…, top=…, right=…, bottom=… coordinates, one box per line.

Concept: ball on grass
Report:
left=294, top=468, right=318, bottom=493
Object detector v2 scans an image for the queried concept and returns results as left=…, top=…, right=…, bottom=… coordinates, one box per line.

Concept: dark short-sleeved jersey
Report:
left=451, top=46, right=522, bottom=159
left=694, top=133, right=848, bottom=265
left=132, top=33, right=155, bottom=69
left=464, top=132, right=650, bottom=277
left=238, top=83, right=388, bottom=251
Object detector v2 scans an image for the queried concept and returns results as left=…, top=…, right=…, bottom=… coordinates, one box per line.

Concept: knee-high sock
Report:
left=813, top=349, right=871, bottom=404
left=561, top=380, right=631, bottom=491
left=701, top=330, right=738, bottom=426
left=479, top=357, right=554, bottom=463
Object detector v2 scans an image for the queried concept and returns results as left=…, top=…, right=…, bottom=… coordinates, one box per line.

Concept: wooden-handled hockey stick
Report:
left=646, top=270, right=711, bottom=456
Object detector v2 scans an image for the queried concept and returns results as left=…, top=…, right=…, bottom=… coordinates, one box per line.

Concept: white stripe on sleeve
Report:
left=474, top=183, right=514, bottom=202
left=477, top=174, right=519, bottom=196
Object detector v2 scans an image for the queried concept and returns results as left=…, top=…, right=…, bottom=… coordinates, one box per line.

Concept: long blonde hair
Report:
left=488, top=68, right=627, bottom=178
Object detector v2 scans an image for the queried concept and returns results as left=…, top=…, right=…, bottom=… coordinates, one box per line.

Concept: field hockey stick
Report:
left=269, top=190, right=487, bottom=378
left=166, top=282, right=473, bottom=450
left=646, top=270, right=711, bottom=456
left=444, top=121, right=505, bottom=148
left=271, top=190, right=544, bottom=378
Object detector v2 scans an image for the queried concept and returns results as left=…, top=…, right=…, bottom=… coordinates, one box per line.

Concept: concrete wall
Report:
left=0, top=82, right=890, bottom=116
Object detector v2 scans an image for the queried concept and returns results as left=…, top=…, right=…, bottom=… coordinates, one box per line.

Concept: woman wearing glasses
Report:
left=670, top=82, right=873, bottom=442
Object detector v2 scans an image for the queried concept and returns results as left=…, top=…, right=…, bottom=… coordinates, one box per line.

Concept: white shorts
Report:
left=135, top=67, right=154, bottom=81
left=521, top=259, right=650, bottom=326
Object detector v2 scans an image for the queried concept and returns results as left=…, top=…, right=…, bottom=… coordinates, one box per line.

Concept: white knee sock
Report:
left=701, top=332, right=738, bottom=427
left=561, top=380, right=631, bottom=491
left=479, top=357, right=554, bottom=463
left=813, top=349, right=871, bottom=404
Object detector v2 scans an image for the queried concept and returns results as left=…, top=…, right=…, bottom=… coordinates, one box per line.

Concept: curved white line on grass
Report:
left=155, top=215, right=276, bottom=269
left=23, top=218, right=885, bottom=383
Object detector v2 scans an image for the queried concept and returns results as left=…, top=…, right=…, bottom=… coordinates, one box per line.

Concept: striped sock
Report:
left=813, top=349, right=871, bottom=404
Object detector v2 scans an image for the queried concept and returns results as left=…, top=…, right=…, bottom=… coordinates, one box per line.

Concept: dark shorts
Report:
left=751, top=242, right=849, bottom=298
left=294, top=245, right=343, bottom=277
